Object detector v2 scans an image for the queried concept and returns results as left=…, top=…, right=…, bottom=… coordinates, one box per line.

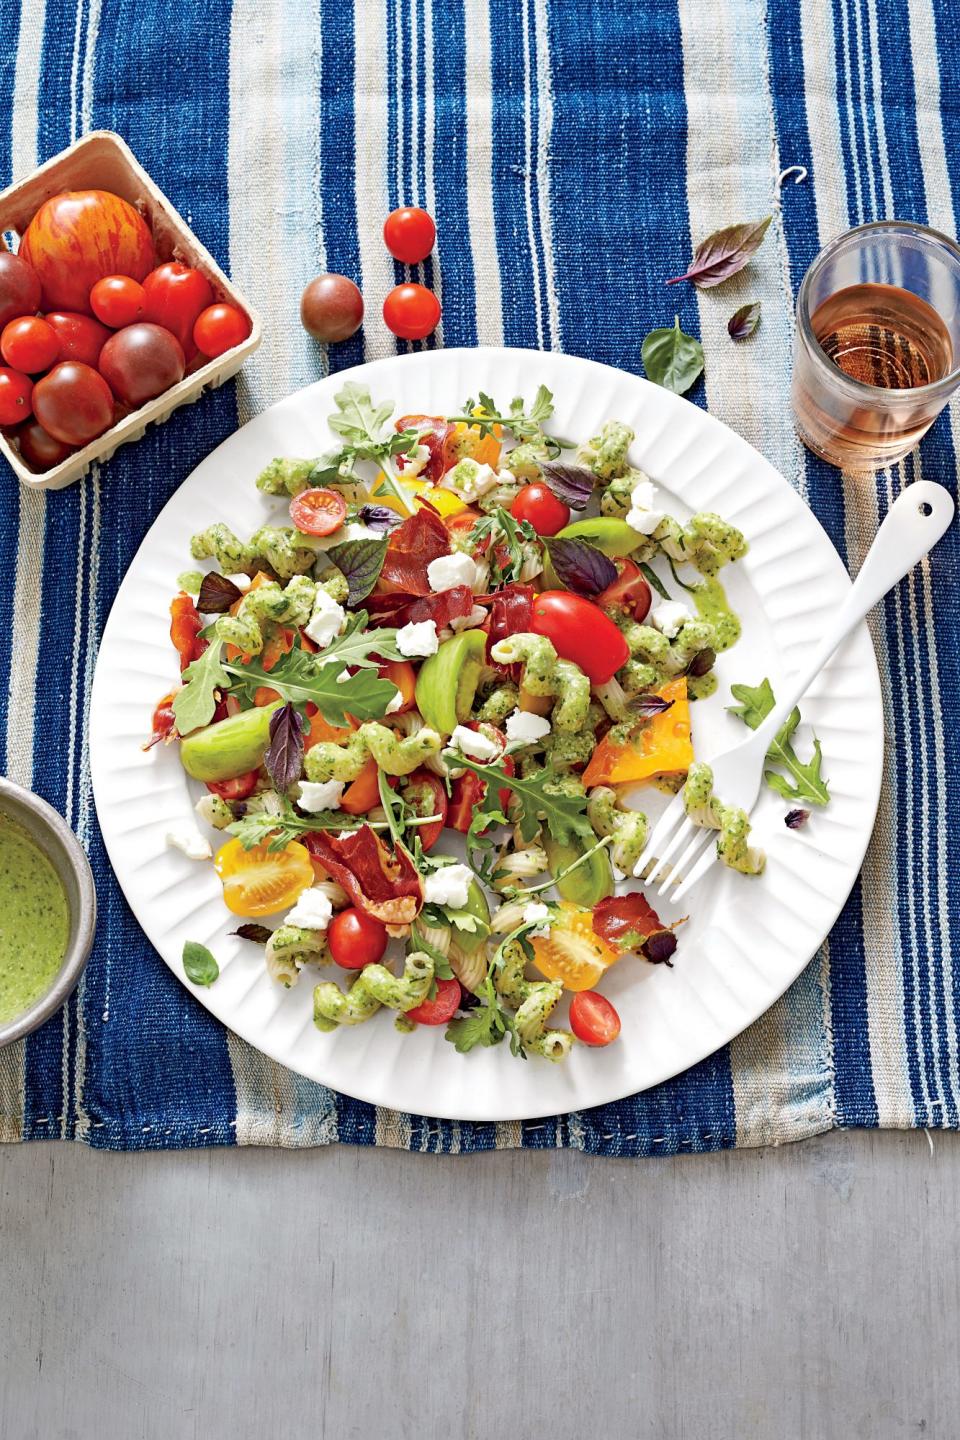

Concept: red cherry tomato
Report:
left=0, top=315, right=59, bottom=373
left=327, top=907, right=389, bottom=970
left=99, top=322, right=185, bottom=407
left=193, top=303, right=251, bottom=359
left=530, top=591, right=630, bottom=685
left=288, top=487, right=348, bottom=537
left=595, top=557, right=652, bottom=622
left=44, top=311, right=111, bottom=366
left=383, top=283, right=441, bottom=340
left=15, top=417, right=74, bottom=470
left=569, top=991, right=621, bottom=1047
left=19, top=189, right=154, bottom=313
left=0, top=367, right=33, bottom=426
left=383, top=207, right=436, bottom=264
left=89, top=274, right=147, bottom=328
left=509, top=482, right=570, bottom=537
left=205, top=770, right=260, bottom=802
left=142, top=262, right=213, bottom=354
left=0, top=252, right=41, bottom=328
left=399, top=768, right=448, bottom=852
left=448, top=724, right=514, bottom=832
left=406, top=976, right=461, bottom=1026
left=300, top=273, right=364, bottom=343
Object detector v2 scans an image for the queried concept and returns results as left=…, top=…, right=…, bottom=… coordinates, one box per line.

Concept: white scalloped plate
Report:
left=90, top=349, right=883, bottom=1122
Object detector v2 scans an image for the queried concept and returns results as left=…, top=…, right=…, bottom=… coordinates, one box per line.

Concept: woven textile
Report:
left=1, top=0, right=957, bottom=1154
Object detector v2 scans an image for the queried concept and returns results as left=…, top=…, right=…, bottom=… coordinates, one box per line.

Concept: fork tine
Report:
left=642, top=812, right=698, bottom=889
left=671, top=836, right=721, bottom=904
left=632, top=792, right=686, bottom=878
left=655, top=827, right=715, bottom=898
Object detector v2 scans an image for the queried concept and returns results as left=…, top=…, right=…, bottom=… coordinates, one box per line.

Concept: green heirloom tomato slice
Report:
left=180, top=702, right=281, bottom=782
left=414, top=630, right=487, bottom=736
left=542, top=833, right=615, bottom=908
left=453, top=878, right=492, bottom=955
left=542, top=517, right=642, bottom=589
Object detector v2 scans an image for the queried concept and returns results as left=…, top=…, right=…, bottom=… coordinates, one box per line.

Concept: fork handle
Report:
left=753, top=480, right=955, bottom=748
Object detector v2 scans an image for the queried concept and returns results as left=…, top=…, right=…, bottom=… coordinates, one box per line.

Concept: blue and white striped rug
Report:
left=1, top=0, right=957, bottom=1153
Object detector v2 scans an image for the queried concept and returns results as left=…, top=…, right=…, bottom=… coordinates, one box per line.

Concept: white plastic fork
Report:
left=633, top=478, right=955, bottom=905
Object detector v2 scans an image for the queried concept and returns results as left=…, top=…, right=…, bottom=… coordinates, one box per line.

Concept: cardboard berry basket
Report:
left=0, top=130, right=262, bottom=491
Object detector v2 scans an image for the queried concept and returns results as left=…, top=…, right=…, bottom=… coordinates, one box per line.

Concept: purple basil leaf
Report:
left=544, top=537, right=617, bottom=598
left=327, top=536, right=388, bottom=606
left=666, top=216, right=772, bottom=289
left=358, top=504, right=404, bottom=535
left=539, top=461, right=594, bottom=511
left=728, top=301, right=761, bottom=341
left=785, top=807, right=810, bottom=830
left=265, top=702, right=306, bottom=791
left=230, top=923, right=273, bottom=944
left=635, top=694, right=675, bottom=717
left=643, top=931, right=677, bottom=965
left=197, top=571, right=244, bottom=613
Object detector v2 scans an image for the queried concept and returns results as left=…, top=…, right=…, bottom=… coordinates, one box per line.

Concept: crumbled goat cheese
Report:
left=166, top=824, right=212, bottom=860
left=423, top=864, right=474, bottom=909
left=450, top=725, right=500, bottom=761
left=427, top=551, right=479, bottom=593
left=505, top=708, right=552, bottom=744
left=396, top=619, right=439, bottom=657
left=649, top=600, right=689, bottom=639
left=297, top=780, right=345, bottom=812
left=304, top=588, right=346, bottom=648
left=285, top=887, right=334, bottom=931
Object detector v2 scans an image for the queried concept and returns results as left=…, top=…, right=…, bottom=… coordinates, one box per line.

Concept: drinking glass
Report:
left=791, top=220, right=960, bottom=471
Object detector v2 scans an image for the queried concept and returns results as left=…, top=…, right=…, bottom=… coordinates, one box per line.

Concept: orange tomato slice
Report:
left=378, top=659, right=416, bottom=714
left=581, top=678, right=692, bottom=787
left=340, top=755, right=382, bottom=815
left=531, top=902, right=621, bottom=992
left=214, top=838, right=314, bottom=917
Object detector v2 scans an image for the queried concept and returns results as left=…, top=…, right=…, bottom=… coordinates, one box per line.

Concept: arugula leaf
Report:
left=452, top=386, right=558, bottom=449
left=639, top=562, right=671, bottom=601
left=328, top=382, right=395, bottom=447
left=445, top=1003, right=503, bottom=1053
left=227, top=799, right=362, bottom=851
left=182, top=941, right=219, bottom=987
left=442, top=908, right=489, bottom=937
left=727, top=678, right=775, bottom=729
left=411, top=924, right=454, bottom=980
left=327, top=537, right=388, bottom=607
left=445, top=753, right=593, bottom=847
left=172, top=640, right=230, bottom=735
left=765, top=708, right=830, bottom=807
left=467, top=507, right=539, bottom=585
left=318, top=611, right=402, bottom=668
left=226, top=648, right=397, bottom=725
left=728, top=678, right=830, bottom=806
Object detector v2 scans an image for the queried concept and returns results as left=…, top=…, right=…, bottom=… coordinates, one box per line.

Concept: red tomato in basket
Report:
left=44, top=311, right=111, bottom=367
left=0, top=252, right=41, bottom=328
left=33, top=361, right=113, bottom=445
left=20, top=190, right=154, bottom=313
left=90, top=274, right=147, bottom=328
left=15, top=417, right=74, bottom=470
left=193, top=303, right=251, bottom=359
left=1, top=315, right=59, bottom=372
left=0, top=368, right=33, bottom=426
left=142, top=262, right=212, bottom=355
left=383, top=207, right=436, bottom=264
left=99, top=323, right=185, bottom=408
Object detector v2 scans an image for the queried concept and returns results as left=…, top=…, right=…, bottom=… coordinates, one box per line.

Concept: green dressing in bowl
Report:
left=0, top=818, right=70, bottom=1024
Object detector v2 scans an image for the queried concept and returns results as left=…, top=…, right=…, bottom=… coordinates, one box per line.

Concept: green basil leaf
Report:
left=641, top=317, right=705, bottom=396
left=183, top=941, right=219, bottom=987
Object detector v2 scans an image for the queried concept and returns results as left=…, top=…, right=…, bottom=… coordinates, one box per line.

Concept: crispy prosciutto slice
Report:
left=477, top=582, right=535, bottom=679
left=365, top=584, right=475, bottom=630
left=305, top=824, right=424, bottom=926
left=378, top=507, right=450, bottom=595
left=592, top=892, right=679, bottom=964
left=395, top=414, right=456, bottom=482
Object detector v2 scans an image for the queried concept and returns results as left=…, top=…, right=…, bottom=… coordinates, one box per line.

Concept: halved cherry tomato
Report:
left=327, top=906, right=389, bottom=969
left=531, top=902, right=621, bottom=991
left=596, top=557, right=652, bottom=622
left=399, top=768, right=447, bottom=852
left=406, top=976, right=461, bottom=1025
left=206, top=770, right=259, bottom=802
left=510, top=482, right=569, bottom=537
left=378, top=658, right=416, bottom=713
left=340, top=755, right=382, bottom=815
left=289, top=487, right=347, bottom=537
left=214, top=837, right=314, bottom=917
left=447, top=724, right=514, bottom=831
left=169, top=593, right=205, bottom=672
left=383, top=282, right=441, bottom=341
left=569, top=991, right=621, bottom=1046
left=530, top=591, right=630, bottom=686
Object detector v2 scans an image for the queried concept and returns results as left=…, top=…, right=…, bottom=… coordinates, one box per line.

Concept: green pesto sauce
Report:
left=692, top=575, right=741, bottom=652
left=0, top=820, right=70, bottom=1025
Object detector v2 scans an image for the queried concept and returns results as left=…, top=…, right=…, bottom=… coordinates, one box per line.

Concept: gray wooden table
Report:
left=0, top=1131, right=954, bottom=1439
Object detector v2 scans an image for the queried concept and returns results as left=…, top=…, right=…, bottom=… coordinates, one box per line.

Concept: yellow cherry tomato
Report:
left=214, top=838, right=314, bottom=917
left=370, top=471, right=468, bottom=519
left=531, top=901, right=621, bottom=992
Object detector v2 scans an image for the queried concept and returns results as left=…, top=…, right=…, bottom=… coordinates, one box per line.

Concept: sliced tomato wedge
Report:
left=569, top=991, right=621, bottom=1046
left=596, top=558, right=652, bottom=622
left=406, top=977, right=462, bottom=1025
left=170, top=593, right=205, bottom=672
left=289, top=487, right=347, bottom=536
left=206, top=770, right=259, bottom=802
left=214, top=838, right=314, bottom=917
left=378, top=658, right=416, bottom=713
left=400, top=768, right=447, bottom=852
